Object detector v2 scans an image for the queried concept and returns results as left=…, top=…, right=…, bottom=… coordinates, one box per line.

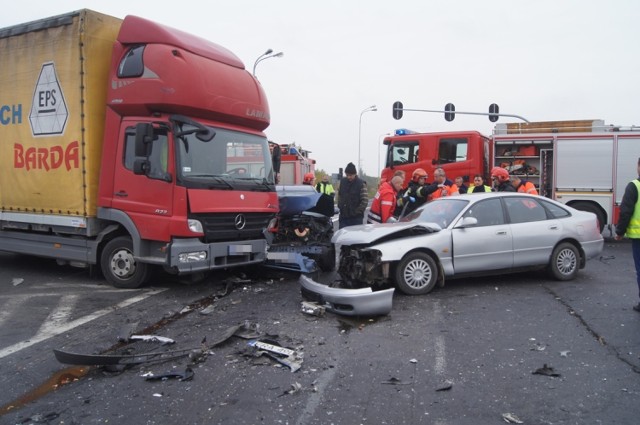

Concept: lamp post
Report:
left=358, top=105, right=377, bottom=174
left=252, top=49, right=284, bottom=77
left=378, top=132, right=391, bottom=181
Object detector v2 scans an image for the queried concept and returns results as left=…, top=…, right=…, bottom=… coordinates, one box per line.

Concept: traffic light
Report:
left=444, top=103, right=455, bottom=121
left=392, top=101, right=403, bottom=120
left=489, top=103, right=499, bottom=122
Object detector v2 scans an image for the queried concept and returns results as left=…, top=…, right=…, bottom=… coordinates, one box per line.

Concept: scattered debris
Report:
left=144, top=367, right=194, bottom=382
left=12, top=278, right=24, bottom=286
left=19, top=412, right=61, bottom=423
left=409, top=358, right=418, bottom=364
left=301, top=301, right=326, bottom=317
left=116, top=323, right=139, bottom=342
left=502, top=412, right=524, bottom=423
left=247, top=339, right=303, bottom=372
left=199, top=304, right=216, bottom=315
left=559, top=350, right=571, bottom=357
left=381, top=377, right=412, bottom=386
left=53, top=347, right=201, bottom=367
left=532, top=363, right=561, bottom=377
left=129, top=335, right=175, bottom=345
left=435, top=380, right=453, bottom=391
left=278, top=382, right=302, bottom=397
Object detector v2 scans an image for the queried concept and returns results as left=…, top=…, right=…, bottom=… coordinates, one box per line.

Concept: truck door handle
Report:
left=115, top=191, right=128, bottom=197
left=549, top=225, right=558, bottom=230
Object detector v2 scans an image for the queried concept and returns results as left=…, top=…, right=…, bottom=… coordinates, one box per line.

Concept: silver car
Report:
left=333, top=192, right=604, bottom=295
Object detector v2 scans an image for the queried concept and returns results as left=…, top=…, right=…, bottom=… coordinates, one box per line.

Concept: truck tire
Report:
left=548, top=242, right=579, bottom=281
left=101, top=236, right=150, bottom=288
left=394, top=252, right=437, bottom=295
left=571, top=201, right=605, bottom=233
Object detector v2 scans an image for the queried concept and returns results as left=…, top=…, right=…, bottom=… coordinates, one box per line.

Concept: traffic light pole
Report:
left=392, top=101, right=530, bottom=123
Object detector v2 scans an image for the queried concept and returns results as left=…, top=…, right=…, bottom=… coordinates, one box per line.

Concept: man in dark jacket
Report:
left=615, top=157, right=640, bottom=312
left=337, top=162, right=368, bottom=229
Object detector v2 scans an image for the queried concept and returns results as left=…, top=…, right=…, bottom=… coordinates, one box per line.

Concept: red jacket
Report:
left=368, top=181, right=397, bottom=223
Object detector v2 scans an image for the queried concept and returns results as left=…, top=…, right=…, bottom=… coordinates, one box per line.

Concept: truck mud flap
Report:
left=299, top=275, right=394, bottom=316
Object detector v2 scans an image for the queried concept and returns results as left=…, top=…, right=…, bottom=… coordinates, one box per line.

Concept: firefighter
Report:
left=303, top=172, right=316, bottom=188
left=511, top=175, right=538, bottom=195
left=396, top=168, right=438, bottom=215
left=430, top=167, right=459, bottom=200
left=491, top=167, right=516, bottom=192
left=368, top=176, right=404, bottom=223
left=468, top=174, right=492, bottom=193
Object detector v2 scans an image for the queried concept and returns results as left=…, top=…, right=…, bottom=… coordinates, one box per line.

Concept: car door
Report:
left=504, top=196, right=561, bottom=266
left=451, top=198, right=513, bottom=274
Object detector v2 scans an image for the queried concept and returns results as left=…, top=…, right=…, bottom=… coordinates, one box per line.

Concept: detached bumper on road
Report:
left=299, top=275, right=394, bottom=316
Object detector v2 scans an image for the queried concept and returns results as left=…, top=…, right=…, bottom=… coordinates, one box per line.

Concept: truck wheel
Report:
left=101, top=236, right=150, bottom=288
left=394, top=252, right=437, bottom=295
left=571, top=202, right=605, bottom=233
left=317, top=245, right=336, bottom=272
left=548, top=242, right=579, bottom=281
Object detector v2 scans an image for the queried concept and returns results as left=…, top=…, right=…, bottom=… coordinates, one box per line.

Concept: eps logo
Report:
left=29, top=62, right=69, bottom=136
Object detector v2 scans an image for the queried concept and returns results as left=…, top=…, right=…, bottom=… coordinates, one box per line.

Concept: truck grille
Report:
left=191, top=212, right=275, bottom=243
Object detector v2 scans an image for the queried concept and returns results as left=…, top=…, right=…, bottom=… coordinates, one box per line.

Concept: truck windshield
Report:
left=176, top=126, right=274, bottom=191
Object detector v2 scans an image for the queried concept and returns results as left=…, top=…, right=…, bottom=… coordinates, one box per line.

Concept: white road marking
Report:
left=0, top=288, right=167, bottom=359
left=0, top=295, right=30, bottom=328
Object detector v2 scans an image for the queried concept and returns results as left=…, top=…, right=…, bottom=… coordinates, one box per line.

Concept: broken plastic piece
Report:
left=129, top=335, right=175, bottom=345
left=301, top=301, right=326, bottom=317
left=435, top=380, right=453, bottom=391
left=144, top=367, right=194, bottom=382
left=532, top=363, right=561, bottom=377
left=502, top=412, right=524, bottom=423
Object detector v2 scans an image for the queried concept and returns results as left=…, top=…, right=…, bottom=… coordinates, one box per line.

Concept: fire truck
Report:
left=271, top=142, right=316, bottom=185
left=381, top=119, right=640, bottom=232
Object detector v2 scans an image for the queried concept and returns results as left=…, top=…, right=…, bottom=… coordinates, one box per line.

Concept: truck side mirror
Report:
left=133, top=159, right=150, bottom=175
left=135, top=123, right=154, bottom=157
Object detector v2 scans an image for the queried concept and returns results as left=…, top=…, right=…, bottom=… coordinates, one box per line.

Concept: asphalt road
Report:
left=0, top=238, right=639, bottom=425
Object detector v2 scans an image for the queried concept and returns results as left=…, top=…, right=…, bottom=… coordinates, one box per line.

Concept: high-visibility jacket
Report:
left=516, top=180, right=538, bottom=195
left=467, top=185, right=491, bottom=193
left=625, top=180, right=640, bottom=238
left=430, top=181, right=459, bottom=200
left=368, top=181, right=397, bottom=223
left=316, top=181, right=335, bottom=197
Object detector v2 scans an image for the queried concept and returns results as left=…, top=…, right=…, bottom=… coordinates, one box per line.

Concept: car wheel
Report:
left=100, top=236, right=150, bottom=288
left=549, top=242, right=579, bottom=281
left=394, top=252, right=438, bottom=295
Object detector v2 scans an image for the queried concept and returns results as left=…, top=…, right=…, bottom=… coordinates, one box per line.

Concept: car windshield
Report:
left=400, top=198, right=469, bottom=228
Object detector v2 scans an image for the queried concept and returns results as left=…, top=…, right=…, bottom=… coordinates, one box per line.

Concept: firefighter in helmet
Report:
left=303, top=172, right=316, bottom=188
left=491, top=167, right=516, bottom=192
left=396, top=168, right=439, bottom=216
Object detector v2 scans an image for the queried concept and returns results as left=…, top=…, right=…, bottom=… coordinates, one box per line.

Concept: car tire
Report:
left=394, top=252, right=438, bottom=295
left=101, top=236, right=150, bottom=288
left=549, top=242, right=579, bottom=281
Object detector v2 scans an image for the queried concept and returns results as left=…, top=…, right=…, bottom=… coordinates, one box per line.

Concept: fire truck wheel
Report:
left=394, top=252, right=438, bottom=295
left=101, top=236, right=150, bottom=288
left=548, top=242, right=579, bottom=281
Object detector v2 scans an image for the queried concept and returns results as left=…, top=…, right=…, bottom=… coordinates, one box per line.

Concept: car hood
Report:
left=332, top=222, right=442, bottom=245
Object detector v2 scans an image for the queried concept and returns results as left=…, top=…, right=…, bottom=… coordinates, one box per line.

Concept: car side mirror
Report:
left=455, top=216, right=478, bottom=228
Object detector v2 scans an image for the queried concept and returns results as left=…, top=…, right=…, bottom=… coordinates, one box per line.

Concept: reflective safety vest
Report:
left=467, top=185, right=491, bottom=193
left=626, top=180, right=640, bottom=238
left=516, top=181, right=538, bottom=195
left=368, top=181, right=397, bottom=223
left=316, top=181, right=335, bottom=197
left=430, top=182, right=459, bottom=200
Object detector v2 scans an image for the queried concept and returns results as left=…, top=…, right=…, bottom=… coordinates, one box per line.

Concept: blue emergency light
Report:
left=395, top=128, right=417, bottom=135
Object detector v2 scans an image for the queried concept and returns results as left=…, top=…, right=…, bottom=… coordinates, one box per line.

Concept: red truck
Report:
left=0, top=10, right=278, bottom=288
left=382, top=119, right=640, bottom=232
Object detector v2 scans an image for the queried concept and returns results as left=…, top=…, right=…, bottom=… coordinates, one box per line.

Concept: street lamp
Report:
left=358, top=105, right=377, bottom=174
left=252, top=49, right=284, bottom=77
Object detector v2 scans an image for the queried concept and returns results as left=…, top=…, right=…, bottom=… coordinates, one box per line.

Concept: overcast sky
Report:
left=3, top=1, right=639, bottom=177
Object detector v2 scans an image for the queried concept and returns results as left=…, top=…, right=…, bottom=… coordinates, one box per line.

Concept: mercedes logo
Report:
left=234, top=214, right=246, bottom=230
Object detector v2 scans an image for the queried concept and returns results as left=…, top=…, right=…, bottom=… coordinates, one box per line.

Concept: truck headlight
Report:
left=179, top=251, right=207, bottom=263
left=188, top=219, right=203, bottom=233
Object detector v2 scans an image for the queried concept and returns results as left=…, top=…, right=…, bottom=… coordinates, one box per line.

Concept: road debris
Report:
left=435, top=380, right=453, bottom=391
left=245, top=339, right=303, bottom=372
left=144, top=367, right=194, bottom=382
left=559, top=350, right=571, bottom=357
left=381, top=377, right=412, bottom=386
left=129, top=335, right=175, bottom=345
left=532, top=363, right=561, bottom=377
left=12, top=277, right=24, bottom=286
left=301, top=301, right=326, bottom=317
left=501, top=412, right=524, bottom=423
left=278, top=382, right=302, bottom=397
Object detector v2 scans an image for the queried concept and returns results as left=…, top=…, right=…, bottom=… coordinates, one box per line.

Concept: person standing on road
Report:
left=338, top=162, right=368, bottom=229
left=511, top=175, right=538, bottom=195
left=303, top=172, right=316, bottom=188
left=368, top=176, right=404, bottom=223
left=396, top=168, right=438, bottom=216
left=491, top=167, right=516, bottom=192
left=316, top=174, right=335, bottom=199
left=455, top=176, right=469, bottom=195
left=614, top=157, right=640, bottom=312
left=430, top=167, right=459, bottom=200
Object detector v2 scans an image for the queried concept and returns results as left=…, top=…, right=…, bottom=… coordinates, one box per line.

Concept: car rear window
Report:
left=539, top=199, right=571, bottom=218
